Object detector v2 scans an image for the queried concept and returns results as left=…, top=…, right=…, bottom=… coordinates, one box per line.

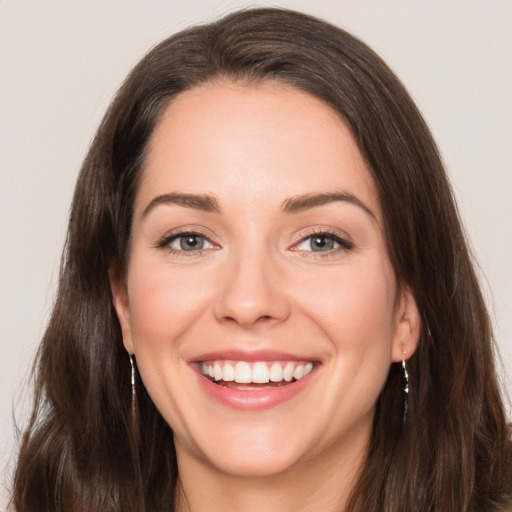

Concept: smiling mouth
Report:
left=199, top=360, right=314, bottom=388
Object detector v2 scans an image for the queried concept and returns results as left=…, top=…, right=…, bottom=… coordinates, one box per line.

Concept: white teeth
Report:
left=235, top=361, right=252, bottom=383
left=293, top=365, right=305, bottom=380
left=269, top=362, right=284, bottom=382
left=252, top=362, right=270, bottom=383
left=283, top=363, right=294, bottom=382
left=223, top=363, right=235, bottom=382
left=214, top=362, right=223, bottom=381
left=200, top=360, right=315, bottom=384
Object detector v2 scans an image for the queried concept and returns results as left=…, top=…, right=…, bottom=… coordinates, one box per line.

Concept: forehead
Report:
left=136, top=80, right=380, bottom=218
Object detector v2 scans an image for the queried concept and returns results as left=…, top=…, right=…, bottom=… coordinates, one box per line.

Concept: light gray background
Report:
left=1, top=1, right=510, bottom=508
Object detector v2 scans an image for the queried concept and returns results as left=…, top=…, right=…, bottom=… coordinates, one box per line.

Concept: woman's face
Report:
left=112, top=81, right=419, bottom=477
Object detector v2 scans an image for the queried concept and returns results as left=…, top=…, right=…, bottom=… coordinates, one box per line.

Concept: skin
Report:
left=111, top=80, right=420, bottom=512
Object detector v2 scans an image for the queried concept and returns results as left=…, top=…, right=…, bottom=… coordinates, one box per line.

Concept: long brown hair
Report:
left=12, top=8, right=511, bottom=511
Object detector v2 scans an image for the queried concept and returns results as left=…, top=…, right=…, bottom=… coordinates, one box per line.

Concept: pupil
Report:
left=181, top=235, right=203, bottom=250
left=312, top=236, right=333, bottom=251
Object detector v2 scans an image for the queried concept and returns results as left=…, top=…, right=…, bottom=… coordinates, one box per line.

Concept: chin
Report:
left=175, top=421, right=311, bottom=478
left=205, top=447, right=303, bottom=478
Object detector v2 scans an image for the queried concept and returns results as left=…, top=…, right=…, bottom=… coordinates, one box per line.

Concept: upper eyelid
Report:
left=161, top=225, right=216, bottom=239
left=167, top=228, right=212, bottom=239
left=292, top=227, right=352, bottom=243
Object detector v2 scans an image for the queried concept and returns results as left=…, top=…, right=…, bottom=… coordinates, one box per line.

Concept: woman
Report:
left=12, top=7, right=512, bottom=512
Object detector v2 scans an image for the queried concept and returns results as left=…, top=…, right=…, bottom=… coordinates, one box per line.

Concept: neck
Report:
left=173, top=432, right=367, bottom=512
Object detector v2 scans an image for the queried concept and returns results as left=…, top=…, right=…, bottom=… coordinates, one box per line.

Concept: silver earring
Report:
left=129, top=353, right=136, bottom=420
left=402, top=358, right=409, bottom=422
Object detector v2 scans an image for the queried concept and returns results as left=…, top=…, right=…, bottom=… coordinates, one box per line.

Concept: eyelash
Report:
left=291, top=230, right=354, bottom=256
left=156, top=229, right=354, bottom=257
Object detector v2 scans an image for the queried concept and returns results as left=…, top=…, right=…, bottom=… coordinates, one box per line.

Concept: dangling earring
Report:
left=129, top=353, right=136, bottom=422
left=402, top=356, right=409, bottom=422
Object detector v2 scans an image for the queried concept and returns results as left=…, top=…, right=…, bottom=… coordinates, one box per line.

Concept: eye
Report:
left=295, top=232, right=353, bottom=253
left=164, top=232, right=215, bottom=252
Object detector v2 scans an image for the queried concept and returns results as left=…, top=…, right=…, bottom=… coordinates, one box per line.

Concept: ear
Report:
left=391, top=285, right=420, bottom=362
left=109, top=268, right=135, bottom=354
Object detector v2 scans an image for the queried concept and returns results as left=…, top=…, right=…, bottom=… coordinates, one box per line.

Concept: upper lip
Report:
left=187, top=349, right=319, bottom=364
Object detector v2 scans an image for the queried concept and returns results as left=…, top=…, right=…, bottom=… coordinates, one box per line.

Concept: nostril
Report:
left=220, top=313, right=281, bottom=329
left=223, top=314, right=273, bottom=323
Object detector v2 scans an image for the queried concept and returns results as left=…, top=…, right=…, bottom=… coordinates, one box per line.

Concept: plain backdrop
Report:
left=1, top=0, right=511, bottom=507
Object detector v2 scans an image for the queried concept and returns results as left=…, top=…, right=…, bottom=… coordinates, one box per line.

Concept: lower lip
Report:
left=194, top=368, right=315, bottom=411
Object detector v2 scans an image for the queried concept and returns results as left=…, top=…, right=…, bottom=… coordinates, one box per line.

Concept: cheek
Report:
left=293, top=260, right=397, bottom=354
left=305, top=260, right=398, bottom=418
left=124, top=259, right=219, bottom=429
left=126, top=258, right=217, bottom=351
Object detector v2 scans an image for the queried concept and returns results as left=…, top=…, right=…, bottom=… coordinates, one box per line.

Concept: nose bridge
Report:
left=215, top=237, right=289, bottom=328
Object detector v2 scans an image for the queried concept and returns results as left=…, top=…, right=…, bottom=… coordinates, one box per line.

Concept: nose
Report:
left=214, top=248, right=290, bottom=329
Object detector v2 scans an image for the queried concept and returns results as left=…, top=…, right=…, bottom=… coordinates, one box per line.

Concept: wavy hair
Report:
left=12, top=8, right=511, bottom=511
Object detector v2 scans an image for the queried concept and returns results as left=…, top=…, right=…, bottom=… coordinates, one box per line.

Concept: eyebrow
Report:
left=281, top=191, right=376, bottom=220
left=142, top=192, right=221, bottom=217
left=141, top=190, right=376, bottom=220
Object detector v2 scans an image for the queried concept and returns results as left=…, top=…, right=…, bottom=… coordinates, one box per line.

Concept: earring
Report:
left=129, top=353, right=136, bottom=421
left=402, top=357, right=409, bottom=422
